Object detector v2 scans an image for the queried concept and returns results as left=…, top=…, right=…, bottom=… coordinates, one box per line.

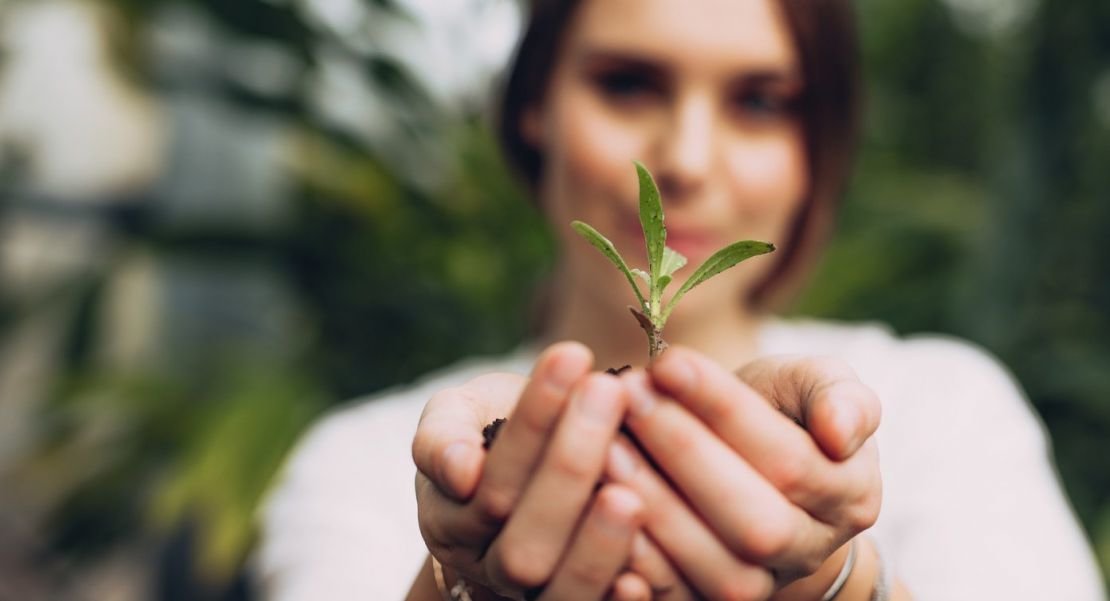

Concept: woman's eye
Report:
left=592, top=70, right=663, bottom=102
left=732, top=89, right=796, bottom=121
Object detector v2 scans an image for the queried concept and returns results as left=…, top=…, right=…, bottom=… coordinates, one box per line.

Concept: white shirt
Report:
left=256, top=318, right=1107, bottom=601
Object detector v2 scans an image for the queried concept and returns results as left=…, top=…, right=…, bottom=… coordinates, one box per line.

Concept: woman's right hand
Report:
left=411, top=342, right=651, bottom=600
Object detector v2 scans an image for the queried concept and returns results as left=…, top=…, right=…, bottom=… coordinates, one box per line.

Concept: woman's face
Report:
left=527, top=0, right=808, bottom=315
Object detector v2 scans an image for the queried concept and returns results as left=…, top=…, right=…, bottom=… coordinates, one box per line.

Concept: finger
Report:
left=486, top=374, right=628, bottom=591
left=539, top=485, right=643, bottom=601
left=416, top=471, right=492, bottom=560
left=622, top=370, right=835, bottom=576
left=475, top=342, right=593, bottom=522
left=605, top=437, right=774, bottom=600
left=607, top=572, right=652, bottom=601
left=647, top=349, right=850, bottom=517
left=737, top=355, right=881, bottom=460
left=627, top=532, right=698, bottom=601
left=413, top=382, right=513, bottom=502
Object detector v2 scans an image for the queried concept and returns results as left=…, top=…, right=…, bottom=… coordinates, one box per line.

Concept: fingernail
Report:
left=442, top=442, right=475, bottom=496
left=606, top=441, right=637, bottom=483
left=625, top=375, right=657, bottom=418
left=546, top=349, right=583, bottom=394
left=834, top=402, right=861, bottom=454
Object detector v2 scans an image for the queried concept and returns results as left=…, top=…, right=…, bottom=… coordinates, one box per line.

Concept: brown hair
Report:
left=497, top=0, right=862, bottom=309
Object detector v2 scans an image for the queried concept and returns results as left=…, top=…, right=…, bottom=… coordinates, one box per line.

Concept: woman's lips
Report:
left=663, top=231, right=723, bottom=259
left=615, top=211, right=723, bottom=261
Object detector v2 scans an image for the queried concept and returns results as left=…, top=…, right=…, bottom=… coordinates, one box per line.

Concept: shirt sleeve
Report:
left=878, top=337, right=1106, bottom=601
left=253, top=395, right=429, bottom=601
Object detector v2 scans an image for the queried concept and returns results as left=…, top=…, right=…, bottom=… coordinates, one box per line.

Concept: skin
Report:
left=408, top=0, right=908, bottom=599
left=411, top=347, right=888, bottom=601
left=535, top=0, right=808, bottom=371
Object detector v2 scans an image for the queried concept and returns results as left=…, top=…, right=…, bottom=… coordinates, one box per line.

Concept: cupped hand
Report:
left=411, top=342, right=653, bottom=600
left=609, top=347, right=882, bottom=600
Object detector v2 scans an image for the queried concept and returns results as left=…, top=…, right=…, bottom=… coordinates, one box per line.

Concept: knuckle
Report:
left=659, top=422, right=699, bottom=456
left=515, top=403, right=553, bottom=438
left=766, top=452, right=816, bottom=499
left=704, top=393, right=740, bottom=425
left=495, top=543, right=552, bottom=589
left=548, top=446, right=597, bottom=483
left=743, top=515, right=795, bottom=563
left=844, top=489, right=882, bottom=532
left=475, top=486, right=517, bottom=523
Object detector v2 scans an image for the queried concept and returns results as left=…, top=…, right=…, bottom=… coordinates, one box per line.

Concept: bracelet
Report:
left=819, top=539, right=858, bottom=601
left=431, top=557, right=474, bottom=601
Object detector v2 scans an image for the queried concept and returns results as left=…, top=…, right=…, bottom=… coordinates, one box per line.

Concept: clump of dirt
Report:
left=482, top=418, right=507, bottom=450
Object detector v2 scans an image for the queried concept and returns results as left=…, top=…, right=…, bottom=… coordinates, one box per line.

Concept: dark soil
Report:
left=481, top=418, right=507, bottom=450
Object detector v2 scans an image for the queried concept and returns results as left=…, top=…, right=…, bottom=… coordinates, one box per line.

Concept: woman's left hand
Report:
left=609, top=348, right=883, bottom=600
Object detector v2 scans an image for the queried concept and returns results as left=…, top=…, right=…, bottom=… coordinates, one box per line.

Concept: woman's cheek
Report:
left=724, top=135, right=808, bottom=234
left=556, top=98, right=648, bottom=205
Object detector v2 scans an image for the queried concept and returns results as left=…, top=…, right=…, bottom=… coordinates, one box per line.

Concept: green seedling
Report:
left=483, top=163, right=776, bottom=451
left=571, top=161, right=776, bottom=359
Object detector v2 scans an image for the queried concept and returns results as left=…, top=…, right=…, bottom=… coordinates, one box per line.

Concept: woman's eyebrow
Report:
left=577, top=47, right=802, bottom=87
left=574, top=48, right=669, bottom=78
left=729, top=70, right=806, bottom=97
left=732, top=69, right=804, bottom=87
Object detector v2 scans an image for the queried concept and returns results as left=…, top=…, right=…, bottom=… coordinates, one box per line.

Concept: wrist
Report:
left=430, top=557, right=512, bottom=601
left=769, top=540, right=850, bottom=601
left=770, top=538, right=878, bottom=601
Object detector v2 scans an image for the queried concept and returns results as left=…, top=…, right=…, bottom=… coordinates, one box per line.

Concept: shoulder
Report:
left=763, top=316, right=1018, bottom=387
left=762, top=317, right=1042, bottom=439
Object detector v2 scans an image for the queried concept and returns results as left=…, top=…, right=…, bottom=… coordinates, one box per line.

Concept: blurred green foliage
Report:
left=1, top=0, right=1106, bottom=598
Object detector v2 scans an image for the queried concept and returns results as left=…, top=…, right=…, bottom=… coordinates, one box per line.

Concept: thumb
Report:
left=736, top=355, right=881, bottom=460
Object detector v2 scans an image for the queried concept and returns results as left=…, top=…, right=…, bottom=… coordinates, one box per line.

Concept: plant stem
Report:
left=649, top=326, right=667, bottom=359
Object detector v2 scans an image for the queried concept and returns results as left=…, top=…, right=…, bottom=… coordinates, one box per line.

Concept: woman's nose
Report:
left=653, top=95, right=716, bottom=202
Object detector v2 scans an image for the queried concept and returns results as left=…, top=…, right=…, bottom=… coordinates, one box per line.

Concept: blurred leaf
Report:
left=665, top=241, right=775, bottom=317
left=571, top=221, right=647, bottom=310
left=660, top=247, right=687, bottom=279
left=634, top=162, right=665, bottom=281
left=150, top=366, right=326, bottom=581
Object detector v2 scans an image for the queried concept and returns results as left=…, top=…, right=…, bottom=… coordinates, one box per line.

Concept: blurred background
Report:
left=0, top=0, right=1106, bottom=598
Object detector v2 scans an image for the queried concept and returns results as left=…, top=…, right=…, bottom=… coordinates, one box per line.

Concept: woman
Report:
left=257, top=0, right=1107, bottom=600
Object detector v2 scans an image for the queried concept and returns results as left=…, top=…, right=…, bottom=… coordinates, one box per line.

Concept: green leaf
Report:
left=571, top=221, right=648, bottom=310
left=664, top=240, right=775, bottom=318
left=635, top=161, right=666, bottom=282
left=657, top=274, right=673, bottom=292
left=661, top=247, right=687, bottom=278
